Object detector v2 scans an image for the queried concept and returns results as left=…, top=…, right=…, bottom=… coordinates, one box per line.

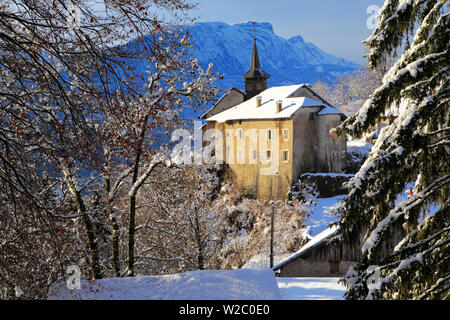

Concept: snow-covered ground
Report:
left=277, top=277, right=346, bottom=300
left=48, top=268, right=349, bottom=300
left=48, top=268, right=281, bottom=300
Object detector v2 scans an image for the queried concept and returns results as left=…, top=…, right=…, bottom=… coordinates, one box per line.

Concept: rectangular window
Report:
left=252, top=150, right=258, bottom=160
left=267, top=129, right=272, bottom=140
left=237, top=148, right=243, bottom=160
left=266, top=150, right=271, bottom=160
left=283, top=129, right=289, bottom=141
left=238, top=129, right=244, bottom=139
left=282, top=150, right=289, bottom=162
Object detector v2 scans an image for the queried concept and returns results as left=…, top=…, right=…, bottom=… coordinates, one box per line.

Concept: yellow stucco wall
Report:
left=212, top=119, right=293, bottom=200
left=205, top=112, right=346, bottom=200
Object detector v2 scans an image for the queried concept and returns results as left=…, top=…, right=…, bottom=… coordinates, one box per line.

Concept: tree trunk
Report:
left=111, top=215, right=121, bottom=277
left=69, top=179, right=102, bottom=279
left=105, top=178, right=121, bottom=277
left=127, top=152, right=142, bottom=277
left=62, top=160, right=103, bottom=279
left=81, top=213, right=103, bottom=279
left=128, top=194, right=137, bottom=276
left=195, top=214, right=204, bottom=270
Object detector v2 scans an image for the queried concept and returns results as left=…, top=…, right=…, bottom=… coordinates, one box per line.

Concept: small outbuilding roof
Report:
left=272, top=225, right=339, bottom=272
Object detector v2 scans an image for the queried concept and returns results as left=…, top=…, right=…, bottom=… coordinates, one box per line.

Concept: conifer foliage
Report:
left=333, top=0, right=449, bottom=299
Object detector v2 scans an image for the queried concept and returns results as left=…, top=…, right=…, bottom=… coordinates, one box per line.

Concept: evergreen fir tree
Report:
left=333, top=0, right=449, bottom=299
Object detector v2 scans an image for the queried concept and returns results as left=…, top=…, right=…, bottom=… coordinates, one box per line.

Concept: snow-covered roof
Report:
left=200, top=87, right=245, bottom=119
left=272, top=225, right=339, bottom=271
left=48, top=268, right=281, bottom=300
left=206, top=84, right=342, bottom=123
left=317, top=106, right=343, bottom=115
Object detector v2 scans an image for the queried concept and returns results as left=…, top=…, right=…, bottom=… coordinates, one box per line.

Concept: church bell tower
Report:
left=243, top=23, right=270, bottom=100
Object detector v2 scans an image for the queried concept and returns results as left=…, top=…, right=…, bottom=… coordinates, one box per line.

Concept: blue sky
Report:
left=193, top=0, right=386, bottom=64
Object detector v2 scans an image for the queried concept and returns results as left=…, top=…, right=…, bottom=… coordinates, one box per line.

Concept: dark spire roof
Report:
left=243, top=37, right=270, bottom=80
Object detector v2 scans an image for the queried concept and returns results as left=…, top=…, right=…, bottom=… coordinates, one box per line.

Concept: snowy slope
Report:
left=304, top=196, right=345, bottom=236
left=189, top=21, right=359, bottom=91
left=47, top=268, right=281, bottom=300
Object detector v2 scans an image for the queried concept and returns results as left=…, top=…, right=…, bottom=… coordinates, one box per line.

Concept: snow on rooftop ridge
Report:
left=48, top=268, right=281, bottom=300
left=273, top=225, right=339, bottom=271
left=200, top=87, right=245, bottom=119
left=317, top=106, right=343, bottom=115
left=206, top=84, right=333, bottom=123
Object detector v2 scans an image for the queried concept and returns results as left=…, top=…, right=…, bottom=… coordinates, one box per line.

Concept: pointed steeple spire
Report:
left=244, top=31, right=269, bottom=80
left=243, top=22, right=269, bottom=100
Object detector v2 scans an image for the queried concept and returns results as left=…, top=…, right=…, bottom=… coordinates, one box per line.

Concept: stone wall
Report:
left=278, top=258, right=357, bottom=277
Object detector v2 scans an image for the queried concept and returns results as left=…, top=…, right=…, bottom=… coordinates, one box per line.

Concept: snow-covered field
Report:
left=48, top=268, right=281, bottom=300
left=277, top=277, right=346, bottom=300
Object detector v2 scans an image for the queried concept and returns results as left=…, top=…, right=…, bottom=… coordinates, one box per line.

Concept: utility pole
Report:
left=269, top=201, right=275, bottom=268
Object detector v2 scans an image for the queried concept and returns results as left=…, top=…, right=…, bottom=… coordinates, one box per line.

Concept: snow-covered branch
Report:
left=128, top=154, right=173, bottom=197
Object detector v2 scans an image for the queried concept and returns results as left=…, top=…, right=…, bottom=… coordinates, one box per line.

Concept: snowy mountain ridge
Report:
left=188, top=21, right=360, bottom=91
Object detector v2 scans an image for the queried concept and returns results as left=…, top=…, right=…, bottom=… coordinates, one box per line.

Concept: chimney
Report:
left=276, top=100, right=282, bottom=113
left=256, top=96, right=262, bottom=107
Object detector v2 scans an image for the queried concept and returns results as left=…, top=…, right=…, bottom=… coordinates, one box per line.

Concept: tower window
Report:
left=266, top=150, right=271, bottom=160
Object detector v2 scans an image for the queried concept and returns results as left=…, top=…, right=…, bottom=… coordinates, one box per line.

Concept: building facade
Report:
left=203, top=37, right=347, bottom=199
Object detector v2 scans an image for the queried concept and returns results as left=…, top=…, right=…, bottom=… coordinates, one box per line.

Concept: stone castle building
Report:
left=202, top=36, right=347, bottom=199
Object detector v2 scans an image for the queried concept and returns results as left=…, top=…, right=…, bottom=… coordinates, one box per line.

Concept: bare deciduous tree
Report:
left=0, top=0, right=218, bottom=298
